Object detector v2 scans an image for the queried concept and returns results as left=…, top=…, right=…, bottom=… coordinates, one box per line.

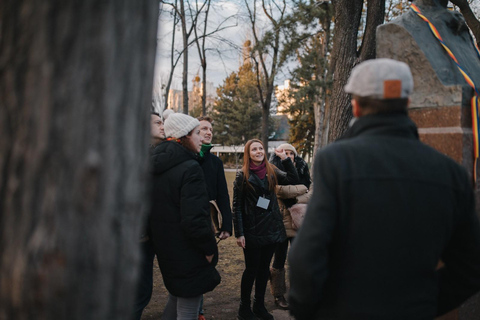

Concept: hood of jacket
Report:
left=151, top=140, right=199, bottom=175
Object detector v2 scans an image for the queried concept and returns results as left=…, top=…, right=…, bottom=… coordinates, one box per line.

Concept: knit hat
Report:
left=344, top=58, right=413, bottom=99
left=277, top=143, right=297, bottom=156
left=162, top=109, right=174, bottom=121
left=164, top=113, right=200, bottom=139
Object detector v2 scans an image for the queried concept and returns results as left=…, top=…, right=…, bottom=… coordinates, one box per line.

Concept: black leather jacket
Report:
left=232, top=158, right=299, bottom=247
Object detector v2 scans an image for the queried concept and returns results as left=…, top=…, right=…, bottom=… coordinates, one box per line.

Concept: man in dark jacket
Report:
left=197, top=116, right=233, bottom=239
left=288, top=58, right=480, bottom=320
left=133, top=112, right=165, bottom=320
left=196, top=116, right=233, bottom=320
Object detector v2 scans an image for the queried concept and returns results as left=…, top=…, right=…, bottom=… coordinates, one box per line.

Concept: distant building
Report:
left=275, top=80, right=294, bottom=118
left=166, top=76, right=216, bottom=113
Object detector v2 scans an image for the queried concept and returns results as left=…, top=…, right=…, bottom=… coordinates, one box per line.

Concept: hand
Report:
left=205, top=254, right=214, bottom=263
left=219, top=231, right=231, bottom=240
left=275, top=148, right=287, bottom=160
left=236, top=236, right=246, bottom=248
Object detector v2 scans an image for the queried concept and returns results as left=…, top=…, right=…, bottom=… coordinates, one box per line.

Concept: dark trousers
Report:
left=272, top=237, right=293, bottom=270
left=240, top=243, right=277, bottom=304
left=133, top=239, right=155, bottom=320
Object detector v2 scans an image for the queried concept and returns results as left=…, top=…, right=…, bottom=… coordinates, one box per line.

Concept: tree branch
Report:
left=358, top=0, right=385, bottom=61
left=450, top=0, right=480, bottom=48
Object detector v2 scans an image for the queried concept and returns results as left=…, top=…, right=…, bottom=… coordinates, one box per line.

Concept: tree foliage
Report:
left=212, top=61, right=262, bottom=146
left=277, top=0, right=333, bottom=155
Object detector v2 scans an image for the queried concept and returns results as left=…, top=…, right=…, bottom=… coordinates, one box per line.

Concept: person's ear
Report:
left=352, top=99, right=362, bottom=117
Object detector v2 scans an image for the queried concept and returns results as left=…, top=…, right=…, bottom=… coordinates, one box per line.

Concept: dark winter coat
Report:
left=150, top=141, right=220, bottom=298
left=288, top=113, right=480, bottom=320
left=232, top=158, right=299, bottom=247
left=270, top=153, right=311, bottom=190
left=199, top=146, right=233, bottom=235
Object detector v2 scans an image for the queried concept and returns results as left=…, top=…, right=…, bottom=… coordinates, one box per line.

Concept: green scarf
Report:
left=199, top=143, right=212, bottom=158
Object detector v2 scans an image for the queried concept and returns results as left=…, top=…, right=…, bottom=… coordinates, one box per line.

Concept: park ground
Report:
left=141, top=170, right=294, bottom=319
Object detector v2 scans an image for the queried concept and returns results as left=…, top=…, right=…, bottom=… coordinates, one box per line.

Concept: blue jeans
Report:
left=162, top=294, right=203, bottom=320
left=133, top=239, right=155, bottom=320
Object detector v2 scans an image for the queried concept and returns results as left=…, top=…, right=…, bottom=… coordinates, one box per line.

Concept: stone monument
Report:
left=377, top=0, right=480, bottom=319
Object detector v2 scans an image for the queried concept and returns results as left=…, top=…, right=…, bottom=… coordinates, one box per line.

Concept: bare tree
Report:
left=245, top=0, right=289, bottom=150
left=0, top=1, right=158, bottom=319
left=193, top=0, right=239, bottom=116
left=162, top=0, right=208, bottom=114
left=163, top=2, right=183, bottom=110
left=194, top=0, right=212, bottom=116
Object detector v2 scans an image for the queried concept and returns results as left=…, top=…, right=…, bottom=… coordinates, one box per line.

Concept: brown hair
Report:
left=242, top=139, right=277, bottom=191
left=197, top=116, right=213, bottom=123
left=178, top=129, right=196, bottom=152
left=353, top=95, right=409, bottom=115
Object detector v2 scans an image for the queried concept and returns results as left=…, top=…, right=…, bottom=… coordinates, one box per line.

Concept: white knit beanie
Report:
left=278, top=143, right=297, bottom=156
left=162, top=109, right=174, bottom=121
left=164, top=113, right=200, bottom=139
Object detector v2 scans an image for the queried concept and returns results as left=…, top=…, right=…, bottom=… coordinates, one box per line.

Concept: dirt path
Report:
left=140, top=236, right=293, bottom=319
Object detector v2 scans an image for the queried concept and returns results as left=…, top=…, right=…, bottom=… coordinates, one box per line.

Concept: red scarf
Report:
left=249, top=161, right=267, bottom=179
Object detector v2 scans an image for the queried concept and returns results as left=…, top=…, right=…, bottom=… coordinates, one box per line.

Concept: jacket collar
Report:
left=340, top=113, right=419, bottom=141
left=248, top=170, right=269, bottom=192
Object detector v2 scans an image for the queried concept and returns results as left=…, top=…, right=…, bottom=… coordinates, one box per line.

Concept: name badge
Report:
left=256, top=196, right=270, bottom=209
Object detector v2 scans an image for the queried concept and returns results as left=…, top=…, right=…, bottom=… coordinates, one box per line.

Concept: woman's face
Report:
left=249, top=142, right=265, bottom=166
left=285, top=150, right=295, bottom=163
left=184, top=126, right=203, bottom=153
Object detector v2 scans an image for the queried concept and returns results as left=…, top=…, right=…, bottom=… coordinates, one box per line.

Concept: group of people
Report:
left=135, top=108, right=307, bottom=320
left=133, top=58, right=480, bottom=320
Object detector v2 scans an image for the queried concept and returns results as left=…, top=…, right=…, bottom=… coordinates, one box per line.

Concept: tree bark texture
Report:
left=324, top=0, right=384, bottom=144
left=326, top=0, right=363, bottom=143
left=0, top=1, right=158, bottom=319
left=359, top=0, right=386, bottom=61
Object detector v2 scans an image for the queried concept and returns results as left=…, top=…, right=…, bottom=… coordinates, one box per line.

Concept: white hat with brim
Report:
left=344, top=58, right=413, bottom=99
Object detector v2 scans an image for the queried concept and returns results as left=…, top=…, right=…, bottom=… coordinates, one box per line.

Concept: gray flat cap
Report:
left=344, top=58, right=413, bottom=99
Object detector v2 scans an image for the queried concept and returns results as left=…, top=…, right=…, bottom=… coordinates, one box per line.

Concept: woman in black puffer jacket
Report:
left=233, top=139, right=299, bottom=320
left=150, top=113, right=220, bottom=320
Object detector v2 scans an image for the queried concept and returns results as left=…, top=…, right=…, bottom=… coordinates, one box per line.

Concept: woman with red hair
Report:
left=233, top=139, right=299, bottom=320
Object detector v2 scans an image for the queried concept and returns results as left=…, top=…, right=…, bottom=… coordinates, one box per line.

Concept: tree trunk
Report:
left=181, top=0, right=189, bottom=114
left=326, top=0, right=384, bottom=144
left=327, top=0, right=362, bottom=143
left=262, top=98, right=271, bottom=153
left=0, top=1, right=157, bottom=319
left=202, top=66, right=207, bottom=116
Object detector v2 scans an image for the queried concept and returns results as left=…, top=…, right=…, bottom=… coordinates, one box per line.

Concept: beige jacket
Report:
left=275, top=184, right=311, bottom=237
